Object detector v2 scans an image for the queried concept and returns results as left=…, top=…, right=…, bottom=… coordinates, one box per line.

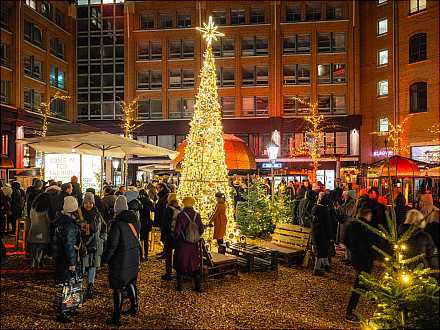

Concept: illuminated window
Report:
left=377, top=19, right=388, bottom=35
left=378, top=80, right=389, bottom=96
left=379, top=118, right=389, bottom=132
left=378, top=49, right=388, bottom=66
left=409, top=0, right=426, bottom=14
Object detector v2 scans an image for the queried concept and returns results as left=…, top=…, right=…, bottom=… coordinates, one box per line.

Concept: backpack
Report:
left=182, top=211, right=201, bottom=243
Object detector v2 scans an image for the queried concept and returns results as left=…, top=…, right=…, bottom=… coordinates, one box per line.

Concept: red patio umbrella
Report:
left=379, top=156, right=421, bottom=177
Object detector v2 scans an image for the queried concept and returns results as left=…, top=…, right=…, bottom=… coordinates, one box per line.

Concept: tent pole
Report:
left=101, top=147, right=105, bottom=195
left=80, top=153, right=83, bottom=193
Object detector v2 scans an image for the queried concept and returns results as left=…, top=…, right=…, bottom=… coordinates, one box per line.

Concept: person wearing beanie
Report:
left=208, top=192, right=227, bottom=252
left=80, top=192, right=106, bottom=299
left=86, top=187, right=105, bottom=215
left=102, top=187, right=117, bottom=224
left=53, top=195, right=81, bottom=324
left=173, top=196, right=204, bottom=292
left=160, top=193, right=181, bottom=280
left=102, top=195, right=140, bottom=326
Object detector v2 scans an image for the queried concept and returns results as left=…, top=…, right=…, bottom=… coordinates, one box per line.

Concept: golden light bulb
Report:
left=401, top=274, right=410, bottom=284
left=401, top=245, right=406, bottom=250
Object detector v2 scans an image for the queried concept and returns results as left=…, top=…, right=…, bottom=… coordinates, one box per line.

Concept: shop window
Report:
left=409, top=0, right=426, bottom=14
left=409, top=82, right=427, bottom=113
left=212, top=10, right=226, bottom=25
left=326, top=4, right=344, bottom=20
left=50, top=38, right=65, bottom=59
left=137, top=99, right=163, bottom=119
left=377, top=19, right=388, bottom=36
left=306, top=3, right=321, bottom=21
left=0, top=43, right=9, bottom=67
left=212, top=38, right=235, bottom=57
left=140, top=14, right=154, bottom=29
left=231, top=9, right=246, bottom=25
left=220, top=96, right=235, bottom=117
left=409, top=33, right=427, bottom=63
left=24, top=55, right=43, bottom=80
left=378, top=79, right=389, bottom=96
left=242, top=96, right=268, bottom=117
left=379, top=117, right=389, bottom=132
left=177, top=14, right=191, bottom=28
left=283, top=64, right=310, bottom=85
left=378, top=49, right=388, bottom=66
left=283, top=34, right=311, bottom=54
left=169, top=97, right=194, bottom=119
left=286, top=4, right=301, bottom=22
left=251, top=8, right=265, bottom=24
left=24, top=21, right=43, bottom=48
left=137, top=70, right=162, bottom=90
left=159, top=14, right=172, bottom=29
left=0, top=79, right=11, bottom=105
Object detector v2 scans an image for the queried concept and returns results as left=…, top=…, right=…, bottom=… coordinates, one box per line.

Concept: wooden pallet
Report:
left=200, top=239, right=239, bottom=281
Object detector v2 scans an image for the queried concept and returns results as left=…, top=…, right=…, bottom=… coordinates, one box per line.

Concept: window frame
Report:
left=377, top=79, right=389, bottom=96
left=409, top=82, right=427, bottom=113
left=409, top=33, right=427, bottom=63
left=377, top=49, right=388, bottom=66
left=377, top=18, right=388, bottom=36
left=409, top=0, right=427, bottom=15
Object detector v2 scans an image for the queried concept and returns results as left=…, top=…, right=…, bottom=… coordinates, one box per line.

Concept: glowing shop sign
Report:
left=44, top=153, right=80, bottom=183
left=372, top=150, right=394, bottom=158
left=261, top=162, right=282, bottom=169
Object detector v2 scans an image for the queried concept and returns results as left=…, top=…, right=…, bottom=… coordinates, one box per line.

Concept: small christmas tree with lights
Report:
left=177, top=17, right=235, bottom=237
left=355, top=158, right=439, bottom=329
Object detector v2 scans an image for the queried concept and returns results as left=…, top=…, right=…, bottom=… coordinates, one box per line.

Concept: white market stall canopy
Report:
left=17, top=131, right=177, bottom=159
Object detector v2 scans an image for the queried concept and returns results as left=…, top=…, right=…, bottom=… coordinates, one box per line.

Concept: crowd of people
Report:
left=0, top=174, right=438, bottom=325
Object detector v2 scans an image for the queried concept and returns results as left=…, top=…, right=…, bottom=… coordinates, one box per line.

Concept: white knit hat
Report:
left=63, top=196, right=78, bottom=213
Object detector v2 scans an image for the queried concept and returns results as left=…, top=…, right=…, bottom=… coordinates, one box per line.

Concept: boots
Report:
left=56, top=312, right=71, bottom=324
left=106, top=289, right=122, bottom=326
left=176, top=273, right=183, bottom=291
left=122, top=282, right=139, bottom=317
left=87, top=283, right=94, bottom=299
left=194, top=271, right=202, bottom=293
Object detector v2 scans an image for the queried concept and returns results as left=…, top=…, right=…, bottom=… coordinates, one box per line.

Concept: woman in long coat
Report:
left=173, top=197, right=204, bottom=292
left=28, top=192, right=51, bottom=268
left=102, top=196, right=140, bottom=326
left=208, top=192, right=227, bottom=251
left=311, top=192, right=332, bottom=276
left=80, top=192, right=106, bottom=299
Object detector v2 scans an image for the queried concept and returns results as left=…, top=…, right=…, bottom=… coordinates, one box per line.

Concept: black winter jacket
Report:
left=102, top=210, right=140, bottom=289
left=311, top=204, right=332, bottom=258
left=346, top=219, right=376, bottom=272
left=53, top=213, right=80, bottom=283
left=154, top=189, right=168, bottom=227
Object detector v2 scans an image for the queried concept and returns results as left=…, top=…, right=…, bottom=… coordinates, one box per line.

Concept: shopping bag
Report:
left=54, top=273, right=84, bottom=313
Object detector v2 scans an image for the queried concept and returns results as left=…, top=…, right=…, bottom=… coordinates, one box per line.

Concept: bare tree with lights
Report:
left=36, top=92, right=71, bottom=137
left=370, top=117, right=409, bottom=155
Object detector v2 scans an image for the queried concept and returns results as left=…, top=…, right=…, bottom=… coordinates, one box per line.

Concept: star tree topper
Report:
left=196, top=16, right=224, bottom=46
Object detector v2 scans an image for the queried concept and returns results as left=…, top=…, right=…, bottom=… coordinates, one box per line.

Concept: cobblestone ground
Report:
left=1, top=249, right=372, bottom=329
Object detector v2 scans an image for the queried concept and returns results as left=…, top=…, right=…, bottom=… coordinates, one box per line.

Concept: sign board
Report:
left=45, top=153, right=80, bottom=183
left=81, top=155, right=101, bottom=192
left=411, top=145, right=440, bottom=164
left=261, top=162, right=282, bottom=169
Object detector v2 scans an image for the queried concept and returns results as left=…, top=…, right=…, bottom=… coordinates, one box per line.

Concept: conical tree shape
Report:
left=177, top=17, right=235, bottom=238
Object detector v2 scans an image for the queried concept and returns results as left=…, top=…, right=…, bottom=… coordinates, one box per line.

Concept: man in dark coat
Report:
left=10, top=181, right=25, bottom=234
left=102, top=195, right=140, bottom=326
left=53, top=196, right=81, bottom=324
left=45, top=183, right=61, bottom=221
left=311, top=192, right=332, bottom=275
left=345, top=208, right=375, bottom=323
left=138, top=189, right=154, bottom=261
left=154, top=183, right=169, bottom=257
left=173, top=197, right=204, bottom=292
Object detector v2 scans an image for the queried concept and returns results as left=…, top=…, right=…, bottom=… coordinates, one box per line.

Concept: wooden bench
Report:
left=262, top=223, right=311, bottom=267
left=200, top=239, right=239, bottom=281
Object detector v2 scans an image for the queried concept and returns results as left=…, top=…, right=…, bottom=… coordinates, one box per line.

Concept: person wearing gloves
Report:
left=208, top=192, right=228, bottom=253
left=53, top=196, right=81, bottom=324
left=80, top=192, right=107, bottom=299
left=102, top=195, right=141, bottom=326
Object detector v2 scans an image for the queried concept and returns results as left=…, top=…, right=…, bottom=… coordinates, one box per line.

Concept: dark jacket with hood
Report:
left=102, top=210, right=140, bottom=289
left=53, top=213, right=80, bottom=283
left=26, top=186, right=42, bottom=217
left=154, top=188, right=169, bottom=227
left=138, top=195, right=154, bottom=239
left=11, top=182, right=25, bottom=220
left=311, top=201, right=332, bottom=258
left=346, top=218, right=376, bottom=272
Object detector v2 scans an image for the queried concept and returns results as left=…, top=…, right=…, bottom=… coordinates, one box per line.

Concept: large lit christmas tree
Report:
left=177, top=17, right=235, bottom=238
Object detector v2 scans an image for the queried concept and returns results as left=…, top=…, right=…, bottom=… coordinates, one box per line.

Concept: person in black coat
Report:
left=154, top=183, right=169, bottom=257
left=138, top=189, right=154, bottom=261
left=102, top=195, right=141, bottom=326
left=345, top=208, right=375, bottom=323
left=10, top=181, right=25, bottom=233
left=52, top=196, right=81, bottom=324
left=70, top=176, right=83, bottom=205
left=25, top=179, right=43, bottom=218
left=161, top=193, right=181, bottom=281
left=394, top=193, right=410, bottom=227
left=311, top=192, right=332, bottom=275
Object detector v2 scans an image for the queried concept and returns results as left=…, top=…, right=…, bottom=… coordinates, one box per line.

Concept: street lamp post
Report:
left=266, top=142, right=279, bottom=203
left=112, top=159, right=120, bottom=187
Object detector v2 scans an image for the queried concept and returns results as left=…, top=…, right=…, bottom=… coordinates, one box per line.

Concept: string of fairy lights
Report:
left=36, top=92, right=71, bottom=137
left=177, top=16, right=235, bottom=239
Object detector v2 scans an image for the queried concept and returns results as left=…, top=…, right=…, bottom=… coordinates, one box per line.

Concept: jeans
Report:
left=314, top=257, right=329, bottom=272
left=83, top=267, right=97, bottom=284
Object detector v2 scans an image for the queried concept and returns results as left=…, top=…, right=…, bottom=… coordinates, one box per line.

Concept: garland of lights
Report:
left=177, top=16, right=235, bottom=239
left=370, top=117, right=409, bottom=155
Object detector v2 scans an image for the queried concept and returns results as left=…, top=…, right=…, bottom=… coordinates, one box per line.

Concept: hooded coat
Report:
left=28, top=193, right=51, bottom=244
left=154, top=188, right=169, bottom=227
left=80, top=207, right=106, bottom=268
left=311, top=203, right=332, bottom=258
left=102, top=210, right=140, bottom=289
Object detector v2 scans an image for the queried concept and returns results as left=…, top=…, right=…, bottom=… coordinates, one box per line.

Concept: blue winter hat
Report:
left=114, top=195, right=128, bottom=215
